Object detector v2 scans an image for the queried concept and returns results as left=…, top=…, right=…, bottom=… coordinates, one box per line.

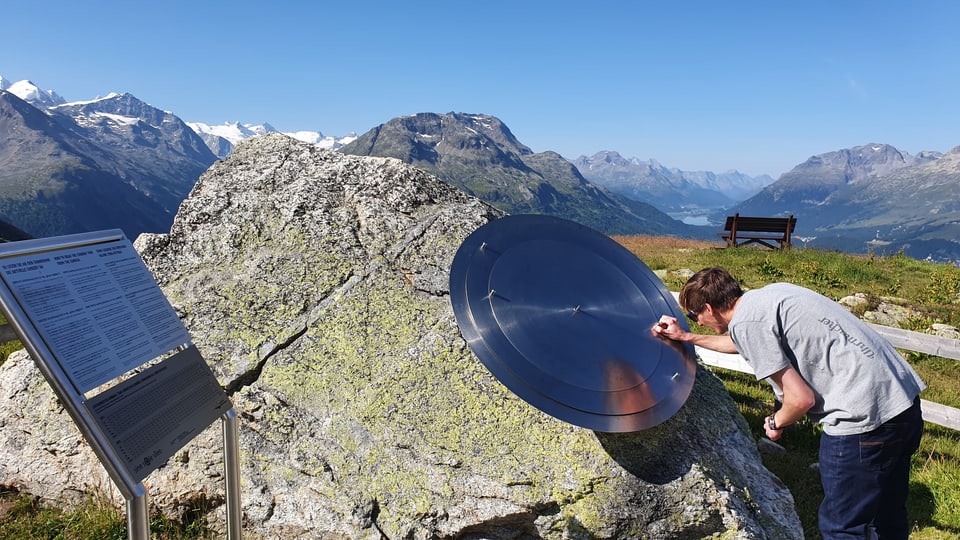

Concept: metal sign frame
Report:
left=0, top=230, right=241, bottom=540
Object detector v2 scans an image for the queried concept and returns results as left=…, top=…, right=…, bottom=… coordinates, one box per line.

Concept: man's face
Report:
left=692, top=304, right=728, bottom=335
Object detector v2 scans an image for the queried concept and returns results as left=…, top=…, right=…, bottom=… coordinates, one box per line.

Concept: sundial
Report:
left=449, top=215, right=696, bottom=432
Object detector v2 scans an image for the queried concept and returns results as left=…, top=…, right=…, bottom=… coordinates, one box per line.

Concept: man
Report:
left=652, top=267, right=926, bottom=539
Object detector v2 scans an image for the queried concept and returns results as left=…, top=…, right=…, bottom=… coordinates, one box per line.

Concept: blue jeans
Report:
left=818, top=397, right=923, bottom=539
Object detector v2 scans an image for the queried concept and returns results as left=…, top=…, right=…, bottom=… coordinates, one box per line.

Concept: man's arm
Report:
left=652, top=316, right=739, bottom=353
left=764, top=366, right=816, bottom=441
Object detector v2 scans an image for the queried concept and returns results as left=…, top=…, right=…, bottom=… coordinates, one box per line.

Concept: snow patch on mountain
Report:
left=186, top=121, right=357, bottom=156
left=185, top=121, right=270, bottom=146
left=2, top=78, right=66, bottom=108
left=1, top=74, right=357, bottom=159
left=89, top=112, right=140, bottom=126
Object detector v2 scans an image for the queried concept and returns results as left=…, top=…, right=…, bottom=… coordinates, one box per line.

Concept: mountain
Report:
left=733, top=144, right=935, bottom=218
left=0, top=76, right=65, bottom=108
left=188, top=120, right=358, bottom=159
left=6, top=74, right=960, bottom=261
left=0, top=86, right=216, bottom=239
left=727, top=143, right=959, bottom=261
left=572, top=151, right=774, bottom=215
left=340, top=112, right=711, bottom=237
left=677, top=169, right=775, bottom=204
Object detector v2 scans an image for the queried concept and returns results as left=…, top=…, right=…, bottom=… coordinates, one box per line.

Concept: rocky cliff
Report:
left=0, top=133, right=801, bottom=538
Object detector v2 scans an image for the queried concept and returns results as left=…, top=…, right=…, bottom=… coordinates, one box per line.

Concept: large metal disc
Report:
left=450, top=214, right=696, bottom=432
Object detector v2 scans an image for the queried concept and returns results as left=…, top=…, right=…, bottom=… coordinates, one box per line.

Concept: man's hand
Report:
left=652, top=316, right=685, bottom=341
left=764, top=415, right=784, bottom=441
left=652, top=315, right=739, bottom=354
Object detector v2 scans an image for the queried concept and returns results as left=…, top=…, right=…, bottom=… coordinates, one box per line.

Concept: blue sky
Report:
left=3, top=1, right=959, bottom=177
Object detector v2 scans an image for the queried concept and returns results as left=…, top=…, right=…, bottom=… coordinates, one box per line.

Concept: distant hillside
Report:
left=340, top=113, right=712, bottom=238
left=727, top=143, right=959, bottom=262
left=572, top=151, right=773, bottom=214
left=5, top=75, right=960, bottom=263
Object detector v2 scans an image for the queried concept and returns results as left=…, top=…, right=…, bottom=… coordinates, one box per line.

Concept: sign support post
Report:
left=223, top=408, right=243, bottom=539
left=128, top=495, right=150, bottom=540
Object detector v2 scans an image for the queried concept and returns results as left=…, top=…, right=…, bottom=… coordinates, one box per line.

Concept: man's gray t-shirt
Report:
left=729, top=283, right=925, bottom=436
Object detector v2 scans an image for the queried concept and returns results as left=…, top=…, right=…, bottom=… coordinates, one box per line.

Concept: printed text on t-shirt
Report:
left=818, top=318, right=875, bottom=358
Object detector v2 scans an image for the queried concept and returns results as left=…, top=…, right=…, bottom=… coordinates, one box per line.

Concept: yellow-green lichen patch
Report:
left=161, top=220, right=365, bottom=379
left=252, top=266, right=623, bottom=534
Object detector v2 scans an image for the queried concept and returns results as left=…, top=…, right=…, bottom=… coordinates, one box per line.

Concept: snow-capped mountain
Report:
left=0, top=77, right=216, bottom=239
left=3, top=74, right=356, bottom=160
left=186, top=120, right=277, bottom=146
left=187, top=121, right=358, bottom=158
left=0, top=76, right=66, bottom=108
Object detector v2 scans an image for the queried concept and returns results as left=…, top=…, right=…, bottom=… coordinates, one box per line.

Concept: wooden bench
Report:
left=719, top=213, right=796, bottom=249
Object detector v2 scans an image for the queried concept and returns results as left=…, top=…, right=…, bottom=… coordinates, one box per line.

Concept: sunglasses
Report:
left=686, top=309, right=700, bottom=322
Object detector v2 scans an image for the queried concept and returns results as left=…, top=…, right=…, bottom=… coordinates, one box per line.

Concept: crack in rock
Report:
left=223, top=211, right=442, bottom=395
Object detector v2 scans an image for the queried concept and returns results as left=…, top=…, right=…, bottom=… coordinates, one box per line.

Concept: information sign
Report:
left=0, top=239, right=190, bottom=393
left=0, top=230, right=241, bottom=540
left=85, top=346, right=232, bottom=483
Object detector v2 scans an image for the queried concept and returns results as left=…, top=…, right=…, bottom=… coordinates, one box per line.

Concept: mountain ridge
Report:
left=0, top=88, right=215, bottom=238
left=729, top=143, right=960, bottom=261
left=571, top=151, right=774, bottom=214
left=4, top=73, right=960, bottom=262
left=186, top=120, right=358, bottom=159
left=339, top=112, right=711, bottom=237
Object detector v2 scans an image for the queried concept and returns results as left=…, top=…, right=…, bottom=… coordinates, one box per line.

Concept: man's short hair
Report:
left=680, top=267, right=744, bottom=314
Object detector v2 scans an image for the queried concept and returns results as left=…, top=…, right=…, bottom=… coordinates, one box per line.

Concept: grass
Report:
left=614, top=235, right=960, bottom=539
left=0, top=489, right=126, bottom=540
left=0, top=487, right=216, bottom=539
left=0, top=314, right=21, bottom=366
left=2, top=235, right=959, bottom=538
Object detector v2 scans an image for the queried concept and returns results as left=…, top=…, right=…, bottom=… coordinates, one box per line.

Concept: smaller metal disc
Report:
left=449, top=215, right=697, bottom=432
